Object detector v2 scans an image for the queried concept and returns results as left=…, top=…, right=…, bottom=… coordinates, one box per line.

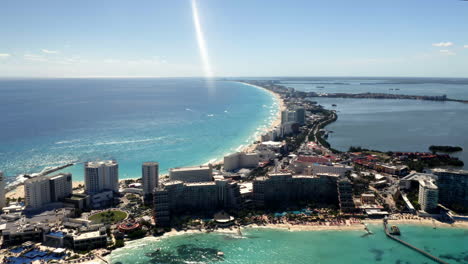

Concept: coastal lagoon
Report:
left=284, top=78, right=468, bottom=168
left=108, top=225, right=468, bottom=264
left=0, top=79, right=277, bottom=182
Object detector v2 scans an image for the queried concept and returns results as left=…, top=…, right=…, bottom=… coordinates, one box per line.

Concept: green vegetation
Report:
left=88, top=210, right=128, bottom=224
left=406, top=190, right=421, bottom=211
left=429, top=145, right=463, bottom=153
left=114, top=239, right=125, bottom=248
left=310, top=110, right=341, bottom=154
left=249, top=166, right=269, bottom=180
left=405, top=158, right=464, bottom=172
left=348, top=146, right=383, bottom=153
left=127, top=229, right=146, bottom=239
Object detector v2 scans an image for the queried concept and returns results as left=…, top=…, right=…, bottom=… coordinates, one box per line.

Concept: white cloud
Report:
left=439, top=50, right=456, bottom=56
left=432, top=42, right=453, bottom=47
left=0, top=53, right=11, bottom=58
left=464, top=45, right=468, bottom=49
left=42, top=49, right=59, bottom=54
left=24, top=54, right=47, bottom=61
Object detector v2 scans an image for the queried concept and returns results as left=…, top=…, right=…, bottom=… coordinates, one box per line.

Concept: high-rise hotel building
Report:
left=85, top=160, right=119, bottom=195
left=24, top=173, right=72, bottom=209
left=142, top=162, right=159, bottom=199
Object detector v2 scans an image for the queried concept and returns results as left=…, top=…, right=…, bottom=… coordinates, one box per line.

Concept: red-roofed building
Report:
left=296, top=156, right=330, bottom=164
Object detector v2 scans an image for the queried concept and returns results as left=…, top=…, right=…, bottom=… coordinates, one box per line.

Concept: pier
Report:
left=382, top=219, right=449, bottom=264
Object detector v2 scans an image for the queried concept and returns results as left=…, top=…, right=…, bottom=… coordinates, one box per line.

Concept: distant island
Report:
left=429, top=145, right=463, bottom=153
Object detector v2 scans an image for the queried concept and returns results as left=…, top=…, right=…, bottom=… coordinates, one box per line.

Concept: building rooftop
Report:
left=401, top=172, right=435, bottom=182
left=260, top=141, right=282, bottom=146
left=186, top=182, right=216, bottom=187
left=419, top=179, right=438, bottom=189
left=74, top=230, right=104, bottom=241
left=431, top=168, right=468, bottom=175
left=143, top=162, right=159, bottom=166
left=162, top=180, right=184, bottom=186
left=85, top=160, right=117, bottom=168
left=170, top=165, right=211, bottom=172
left=296, top=156, right=330, bottom=164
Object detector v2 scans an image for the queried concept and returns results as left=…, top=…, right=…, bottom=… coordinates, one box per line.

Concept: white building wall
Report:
left=25, top=177, right=51, bottom=209
left=85, top=160, right=119, bottom=194
left=311, top=164, right=352, bottom=177
left=224, top=153, right=259, bottom=172
left=224, top=153, right=240, bottom=172
left=169, top=165, right=212, bottom=183
left=240, top=153, right=259, bottom=168
left=418, top=180, right=439, bottom=212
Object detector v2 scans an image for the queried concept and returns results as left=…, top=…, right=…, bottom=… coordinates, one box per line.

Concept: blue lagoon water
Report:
left=283, top=78, right=468, bottom=168
left=0, top=79, right=278, bottom=181
left=108, top=225, right=468, bottom=264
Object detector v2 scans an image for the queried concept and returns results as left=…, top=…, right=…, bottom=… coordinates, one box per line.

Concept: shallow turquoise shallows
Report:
left=0, top=79, right=277, bottom=181
left=108, top=225, right=468, bottom=264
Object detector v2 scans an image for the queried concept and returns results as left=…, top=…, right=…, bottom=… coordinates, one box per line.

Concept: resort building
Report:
left=84, top=160, right=119, bottom=195
left=253, top=173, right=339, bottom=209
left=337, top=178, right=356, bottom=213
left=260, top=130, right=279, bottom=142
left=418, top=179, right=439, bottom=212
left=24, top=173, right=72, bottom=210
left=281, top=108, right=305, bottom=125
left=224, top=152, right=259, bottom=171
left=374, top=163, right=409, bottom=176
left=0, top=171, right=5, bottom=209
left=154, top=179, right=240, bottom=227
left=290, top=156, right=331, bottom=174
left=0, top=208, right=74, bottom=246
left=361, top=193, right=376, bottom=204
left=49, top=173, right=73, bottom=203
left=433, top=168, right=468, bottom=210
left=302, top=164, right=353, bottom=177
left=69, top=228, right=108, bottom=250
left=142, top=161, right=159, bottom=200
left=169, top=165, right=213, bottom=183
left=399, top=172, right=436, bottom=190
left=63, top=193, right=91, bottom=210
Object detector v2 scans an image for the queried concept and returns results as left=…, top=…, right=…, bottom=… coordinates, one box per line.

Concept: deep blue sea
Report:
left=281, top=78, right=468, bottom=168
left=0, top=78, right=278, bottom=182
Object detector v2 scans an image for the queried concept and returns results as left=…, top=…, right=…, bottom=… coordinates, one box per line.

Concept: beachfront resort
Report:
left=1, top=80, right=468, bottom=264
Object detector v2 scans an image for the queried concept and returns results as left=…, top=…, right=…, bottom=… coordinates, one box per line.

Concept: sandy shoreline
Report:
left=91, top=219, right=468, bottom=263
left=128, top=219, right=468, bottom=241
left=236, top=81, right=286, bottom=153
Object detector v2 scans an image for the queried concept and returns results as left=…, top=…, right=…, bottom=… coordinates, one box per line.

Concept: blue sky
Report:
left=0, top=0, right=467, bottom=77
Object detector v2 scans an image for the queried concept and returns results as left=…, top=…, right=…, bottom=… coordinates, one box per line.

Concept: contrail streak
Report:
left=191, top=0, right=213, bottom=78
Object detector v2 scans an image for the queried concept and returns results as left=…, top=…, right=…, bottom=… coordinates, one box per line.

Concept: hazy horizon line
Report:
left=0, top=75, right=467, bottom=80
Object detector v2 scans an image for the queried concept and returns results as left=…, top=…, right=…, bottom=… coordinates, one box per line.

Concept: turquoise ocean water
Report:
left=0, top=79, right=277, bottom=182
left=108, top=225, right=468, bottom=264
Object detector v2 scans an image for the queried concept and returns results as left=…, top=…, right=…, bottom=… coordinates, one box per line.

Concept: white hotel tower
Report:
left=85, top=160, right=119, bottom=195
left=142, top=162, right=159, bottom=199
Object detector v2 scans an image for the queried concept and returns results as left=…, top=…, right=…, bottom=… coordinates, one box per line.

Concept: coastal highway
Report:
left=310, top=111, right=337, bottom=153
